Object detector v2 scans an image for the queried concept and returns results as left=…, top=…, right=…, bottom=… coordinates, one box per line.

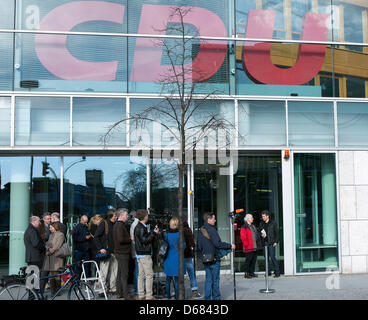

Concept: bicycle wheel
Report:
left=0, top=284, right=39, bottom=300
left=68, top=281, right=96, bottom=300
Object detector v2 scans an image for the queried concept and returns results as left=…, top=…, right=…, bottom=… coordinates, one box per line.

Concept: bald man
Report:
left=72, top=215, right=92, bottom=277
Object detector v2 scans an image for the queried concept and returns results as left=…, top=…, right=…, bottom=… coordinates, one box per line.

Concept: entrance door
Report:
left=293, top=153, right=339, bottom=273
left=233, top=155, right=283, bottom=274
left=193, top=163, right=231, bottom=271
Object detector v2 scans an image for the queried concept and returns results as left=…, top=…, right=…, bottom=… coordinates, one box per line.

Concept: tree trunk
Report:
left=178, top=162, right=185, bottom=300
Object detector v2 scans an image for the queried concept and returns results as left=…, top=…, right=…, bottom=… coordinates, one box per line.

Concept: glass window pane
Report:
left=239, top=100, right=286, bottom=146
left=15, top=97, right=70, bottom=146
left=346, top=77, right=365, bottom=98
left=16, top=1, right=126, bottom=33
left=319, top=76, right=339, bottom=97
left=73, top=98, right=126, bottom=146
left=0, top=97, right=11, bottom=146
left=294, top=153, right=338, bottom=273
left=0, top=0, right=14, bottom=29
left=0, top=33, right=14, bottom=91
left=128, top=36, right=230, bottom=94
left=291, top=0, right=313, bottom=40
left=194, top=163, right=230, bottom=271
left=128, top=1, right=230, bottom=94
left=63, top=156, right=146, bottom=218
left=234, top=155, right=283, bottom=274
left=14, top=33, right=127, bottom=93
left=288, top=101, right=334, bottom=146
left=0, top=156, right=60, bottom=276
left=338, top=102, right=368, bottom=146
left=343, top=3, right=363, bottom=52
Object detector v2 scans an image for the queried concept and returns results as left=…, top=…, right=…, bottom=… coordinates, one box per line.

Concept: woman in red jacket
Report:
left=240, top=214, right=261, bottom=278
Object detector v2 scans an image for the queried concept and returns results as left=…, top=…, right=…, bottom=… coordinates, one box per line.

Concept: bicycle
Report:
left=0, top=267, right=37, bottom=301
left=0, top=261, right=96, bottom=300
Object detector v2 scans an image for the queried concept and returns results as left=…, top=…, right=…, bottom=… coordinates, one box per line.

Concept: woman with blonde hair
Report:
left=88, top=214, right=103, bottom=261
left=163, top=217, right=185, bottom=299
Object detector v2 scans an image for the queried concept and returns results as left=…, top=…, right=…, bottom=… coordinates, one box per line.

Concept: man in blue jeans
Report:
left=197, top=213, right=235, bottom=300
left=183, top=221, right=201, bottom=299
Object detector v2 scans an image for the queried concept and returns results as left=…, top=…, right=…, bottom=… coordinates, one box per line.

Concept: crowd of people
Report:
left=23, top=208, right=280, bottom=300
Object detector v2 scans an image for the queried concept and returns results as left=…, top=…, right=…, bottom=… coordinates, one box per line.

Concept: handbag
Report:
left=201, top=252, right=215, bottom=264
left=55, top=243, right=72, bottom=258
left=158, top=232, right=169, bottom=259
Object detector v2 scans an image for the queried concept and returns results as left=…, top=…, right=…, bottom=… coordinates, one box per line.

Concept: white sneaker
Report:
left=191, top=290, right=202, bottom=299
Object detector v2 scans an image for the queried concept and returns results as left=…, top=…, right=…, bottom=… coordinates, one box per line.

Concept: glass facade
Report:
left=0, top=0, right=357, bottom=277
left=0, top=156, right=61, bottom=275
left=0, top=0, right=365, bottom=96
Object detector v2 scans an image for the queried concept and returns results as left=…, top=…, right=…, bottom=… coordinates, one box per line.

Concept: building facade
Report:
left=0, top=0, right=367, bottom=277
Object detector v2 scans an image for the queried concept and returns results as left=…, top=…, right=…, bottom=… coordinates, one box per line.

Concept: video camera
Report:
left=147, top=208, right=171, bottom=233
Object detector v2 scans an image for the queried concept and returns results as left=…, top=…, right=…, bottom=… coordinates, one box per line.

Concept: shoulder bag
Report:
left=55, top=242, right=72, bottom=258
left=158, top=232, right=169, bottom=259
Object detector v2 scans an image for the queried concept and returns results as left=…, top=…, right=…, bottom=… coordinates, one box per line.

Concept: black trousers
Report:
left=116, top=253, right=130, bottom=297
left=244, top=251, right=257, bottom=274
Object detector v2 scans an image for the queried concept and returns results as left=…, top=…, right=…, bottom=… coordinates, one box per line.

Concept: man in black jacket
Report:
left=72, top=215, right=92, bottom=277
left=134, top=209, right=159, bottom=300
left=94, top=210, right=118, bottom=295
left=197, top=212, right=235, bottom=300
left=113, top=208, right=134, bottom=300
left=259, top=210, right=280, bottom=277
left=24, top=216, right=45, bottom=270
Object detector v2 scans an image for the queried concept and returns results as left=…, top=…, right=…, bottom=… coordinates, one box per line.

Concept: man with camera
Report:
left=134, top=209, right=159, bottom=300
left=197, top=212, right=235, bottom=300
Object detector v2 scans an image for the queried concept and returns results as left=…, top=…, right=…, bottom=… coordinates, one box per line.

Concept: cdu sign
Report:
left=34, top=1, right=329, bottom=85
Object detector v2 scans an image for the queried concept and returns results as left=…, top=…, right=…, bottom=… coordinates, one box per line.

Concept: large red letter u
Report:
left=243, top=10, right=329, bottom=85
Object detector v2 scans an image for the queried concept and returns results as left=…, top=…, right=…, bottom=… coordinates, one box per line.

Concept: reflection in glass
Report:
left=346, top=77, right=365, bottom=98
left=15, top=97, right=70, bottom=146
left=234, top=155, right=283, bottom=273
left=63, top=156, right=146, bottom=222
left=150, top=159, right=187, bottom=229
left=319, top=76, right=339, bottom=97
left=288, top=101, right=334, bottom=146
left=73, top=97, right=126, bottom=146
left=194, top=163, right=230, bottom=271
left=294, top=153, right=338, bottom=273
left=343, top=3, right=363, bottom=52
left=0, top=156, right=60, bottom=276
left=338, top=102, right=368, bottom=146
left=238, top=100, right=286, bottom=146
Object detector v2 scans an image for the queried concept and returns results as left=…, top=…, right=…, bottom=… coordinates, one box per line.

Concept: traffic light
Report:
left=42, top=161, right=50, bottom=176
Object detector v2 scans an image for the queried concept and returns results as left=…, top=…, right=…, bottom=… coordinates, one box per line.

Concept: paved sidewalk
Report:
left=210, top=273, right=368, bottom=300
left=50, top=272, right=368, bottom=300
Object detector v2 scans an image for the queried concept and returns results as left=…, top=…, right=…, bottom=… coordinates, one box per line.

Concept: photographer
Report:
left=134, top=209, right=159, bottom=300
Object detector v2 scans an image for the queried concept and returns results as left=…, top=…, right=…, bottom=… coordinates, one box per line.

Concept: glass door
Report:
left=234, top=155, right=283, bottom=274
left=294, top=153, right=339, bottom=273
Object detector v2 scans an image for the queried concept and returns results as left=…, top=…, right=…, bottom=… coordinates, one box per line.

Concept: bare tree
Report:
left=104, top=6, right=237, bottom=300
